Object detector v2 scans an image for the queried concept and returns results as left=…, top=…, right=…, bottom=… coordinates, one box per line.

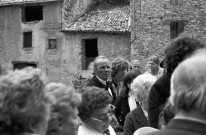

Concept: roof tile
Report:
left=63, top=4, right=131, bottom=33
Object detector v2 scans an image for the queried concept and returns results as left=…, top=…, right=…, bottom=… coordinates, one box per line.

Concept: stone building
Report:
left=0, top=0, right=130, bottom=84
left=62, top=2, right=130, bottom=79
left=131, top=0, right=206, bottom=70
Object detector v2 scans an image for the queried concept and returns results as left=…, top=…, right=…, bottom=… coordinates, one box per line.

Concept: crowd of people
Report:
left=1, top=34, right=206, bottom=135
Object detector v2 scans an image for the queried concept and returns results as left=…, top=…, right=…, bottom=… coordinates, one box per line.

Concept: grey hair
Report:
left=131, top=74, right=157, bottom=95
left=170, top=48, right=206, bottom=112
left=46, top=83, right=82, bottom=134
left=93, top=56, right=110, bottom=70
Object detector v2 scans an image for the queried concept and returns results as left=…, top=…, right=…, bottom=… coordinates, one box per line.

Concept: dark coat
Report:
left=114, top=95, right=130, bottom=127
left=149, top=119, right=206, bottom=135
left=87, top=76, right=116, bottom=103
left=123, top=105, right=148, bottom=135
left=148, top=72, right=171, bottom=128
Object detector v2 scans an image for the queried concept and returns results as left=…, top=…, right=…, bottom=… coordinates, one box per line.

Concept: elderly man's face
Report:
left=87, top=104, right=113, bottom=133
left=94, top=59, right=111, bottom=81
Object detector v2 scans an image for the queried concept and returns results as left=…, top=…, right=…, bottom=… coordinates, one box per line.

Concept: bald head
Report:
left=170, top=49, right=206, bottom=112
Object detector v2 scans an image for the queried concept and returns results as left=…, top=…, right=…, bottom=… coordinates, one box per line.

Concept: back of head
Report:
left=46, top=83, right=82, bottom=135
left=165, top=35, right=206, bottom=73
left=0, top=67, right=50, bottom=135
left=158, top=101, right=175, bottom=128
left=111, top=57, right=129, bottom=78
left=149, top=55, right=160, bottom=65
left=78, top=87, right=112, bottom=122
left=123, top=70, right=141, bottom=85
left=121, top=70, right=141, bottom=96
left=170, top=49, right=206, bottom=113
left=134, top=127, right=159, bottom=135
left=131, top=74, right=157, bottom=93
left=46, top=83, right=82, bottom=111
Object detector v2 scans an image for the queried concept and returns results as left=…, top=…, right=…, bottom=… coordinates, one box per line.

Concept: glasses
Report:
left=90, top=104, right=115, bottom=123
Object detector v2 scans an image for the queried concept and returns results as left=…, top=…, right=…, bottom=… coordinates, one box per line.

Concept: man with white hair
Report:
left=149, top=49, right=206, bottom=135
left=87, top=56, right=116, bottom=103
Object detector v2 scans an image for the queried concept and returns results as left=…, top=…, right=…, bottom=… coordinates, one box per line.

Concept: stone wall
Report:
left=62, top=32, right=131, bottom=84
left=131, top=0, right=206, bottom=71
left=0, top=1, right=64, bottom=82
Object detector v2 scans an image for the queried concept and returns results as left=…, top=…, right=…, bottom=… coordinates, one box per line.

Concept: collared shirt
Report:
left=140, top=104, right=148, bottom=120
left=128, top=92, right=137, bottom=111
left=78, top=123, right=116, bottom=135
left=96, top=76, right=113, bottom=97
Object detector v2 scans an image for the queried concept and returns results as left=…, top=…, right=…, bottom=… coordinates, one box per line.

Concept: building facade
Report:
left=131, top=0, right=206, bottom=70
left=0, top=0, right=130, bottom=84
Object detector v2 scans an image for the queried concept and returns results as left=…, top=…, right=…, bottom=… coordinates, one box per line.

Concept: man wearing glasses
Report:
left=78, top=87, right=116, bottom=135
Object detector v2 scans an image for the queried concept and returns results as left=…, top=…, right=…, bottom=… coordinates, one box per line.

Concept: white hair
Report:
left=170, top=49, right=206, bottom=112
left=131, top=74, right=157, bottom=95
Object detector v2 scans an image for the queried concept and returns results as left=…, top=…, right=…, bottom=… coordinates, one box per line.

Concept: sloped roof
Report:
left=0, top=0, right=61, bottom=6
left=62, top=4, right=131, bottom=33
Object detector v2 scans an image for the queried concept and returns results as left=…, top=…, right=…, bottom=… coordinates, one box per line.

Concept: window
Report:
left=170, top=0, right=183, bottom=6
left=23, top=32, right=32, bottom=48
left=22, top=5, right=43, bottom=22
left=170, top=21, right=185, bottom=39
left=13, top=62, right=37, bottom=70
left=48, top=39, right=57, bottom=49
left=82, top=39, right=98, bottom=70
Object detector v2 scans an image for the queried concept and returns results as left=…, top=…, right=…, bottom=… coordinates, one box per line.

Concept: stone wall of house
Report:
left=131, top=0, right=206, bottom=72
left=0, top=2, right=64, bottom=82
left=62, top=32, right=131, bottom=84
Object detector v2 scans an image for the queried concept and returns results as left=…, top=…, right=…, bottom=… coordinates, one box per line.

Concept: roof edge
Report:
left=61, top=29, right=131, bottom=34
left=0, top=0, right=61, bottom=7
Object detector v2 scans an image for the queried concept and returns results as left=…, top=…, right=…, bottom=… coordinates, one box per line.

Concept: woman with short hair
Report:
left=111, top=57, right=130, bottom=97
left=78, top=86, right=116, bottom=135
left=124, top=74, right=157, bottom=135
left=0, top=67, right=50, bottom=135
left=46, top=83, right=82, bottom=135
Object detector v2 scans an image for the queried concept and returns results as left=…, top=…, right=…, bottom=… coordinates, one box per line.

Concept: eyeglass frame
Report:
left=89, top=104, right=115, bottom=123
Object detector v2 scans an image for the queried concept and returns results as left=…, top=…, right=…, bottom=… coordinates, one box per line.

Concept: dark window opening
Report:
left=23, top=32, right=32, bottom=48
left=170, top=21, right=185, bottom=39
left=48, top=39, right=57, bottom=49
left=22, top=5, right=43, bottom=22
left=13, top=62, right=37, bottom=70
left=82, top=39, right=98, bottom=70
